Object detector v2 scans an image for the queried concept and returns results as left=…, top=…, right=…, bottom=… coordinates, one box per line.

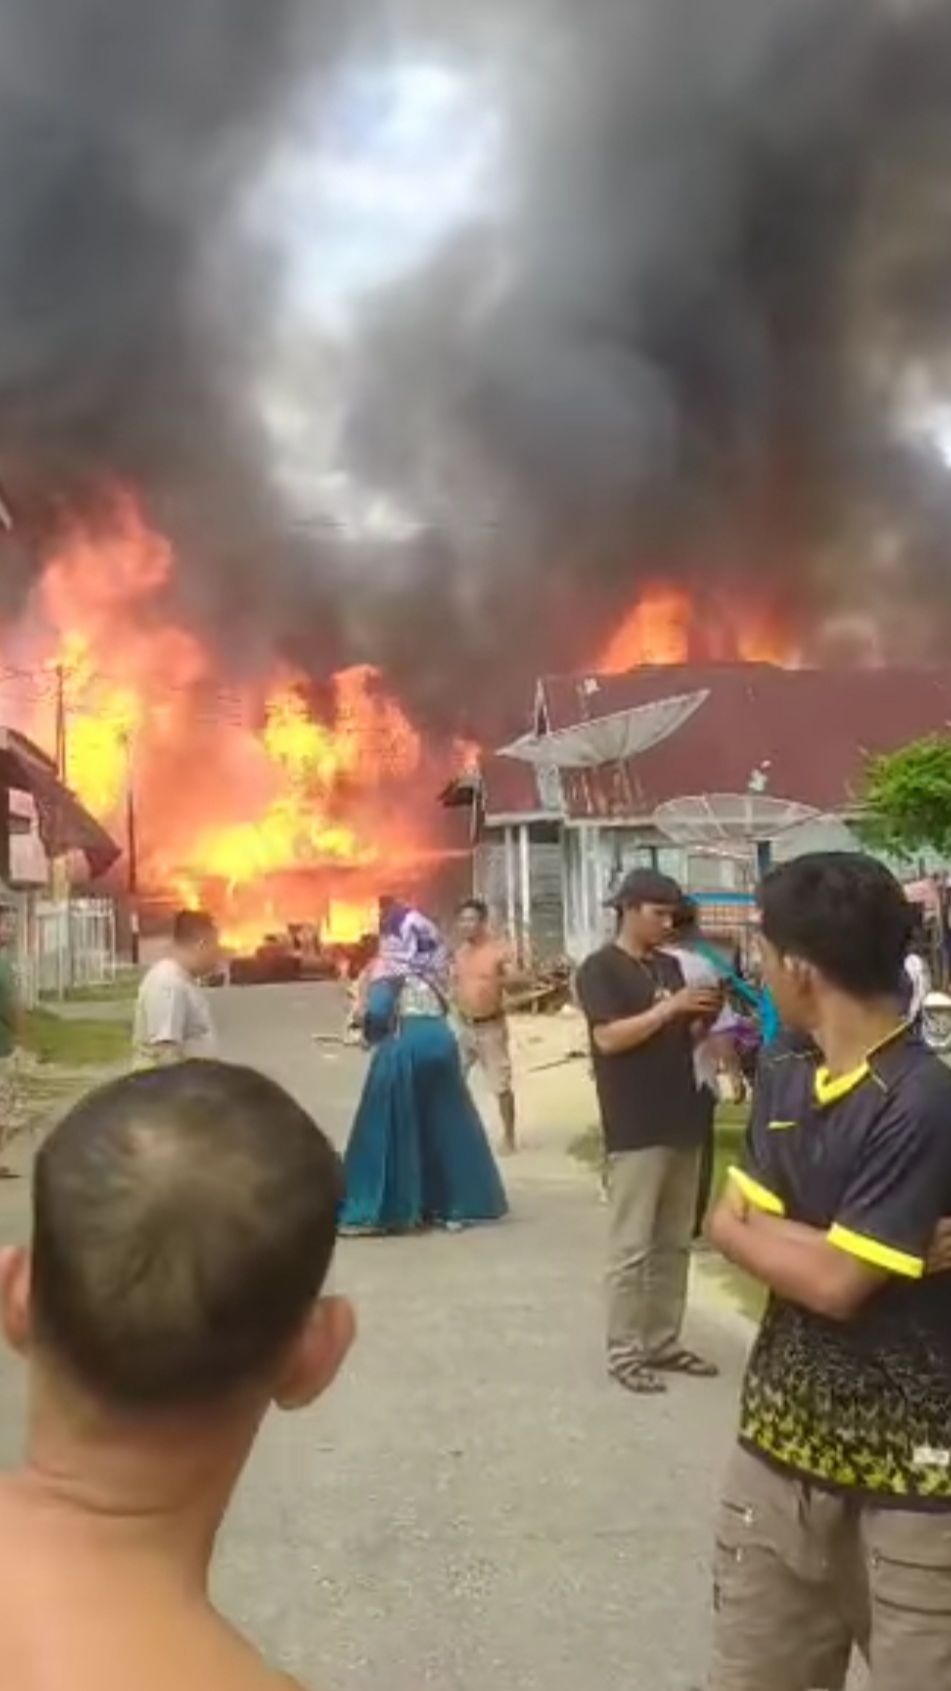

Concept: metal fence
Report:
left=16, top=897, right=118, bottom=1005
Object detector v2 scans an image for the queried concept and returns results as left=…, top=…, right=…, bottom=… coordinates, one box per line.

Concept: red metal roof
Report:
left=482, top=664, right=951, bottom=822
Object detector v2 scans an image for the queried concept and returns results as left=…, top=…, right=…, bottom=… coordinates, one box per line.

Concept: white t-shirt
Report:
left=133, top=958, right=216, bottom=1065
left=665, top=943, right=732, bottom=1094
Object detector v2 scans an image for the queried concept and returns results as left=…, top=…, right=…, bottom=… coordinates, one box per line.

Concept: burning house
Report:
left=445, top=663, right=951, bottom=962
left=0, top=3, right=948, bottom=955
left=0, top=726, right=118, bottom=888
left=0, top=726, right=120, bottom=1001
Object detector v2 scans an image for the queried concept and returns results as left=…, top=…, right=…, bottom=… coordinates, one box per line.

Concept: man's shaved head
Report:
left=30, top=1062, right=342, bottom=1413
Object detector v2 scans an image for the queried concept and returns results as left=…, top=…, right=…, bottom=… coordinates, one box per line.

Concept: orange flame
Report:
left=599, top=586, right=694, bottom=671
left=11, top=493, right=445, bottom=950
left=451, top=736, right=481, bottom=777
left=599, top=581, right=798, bottom=674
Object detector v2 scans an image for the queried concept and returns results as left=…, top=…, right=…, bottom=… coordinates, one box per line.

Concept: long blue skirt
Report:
left=341, top=1015, right=508, bottom=1232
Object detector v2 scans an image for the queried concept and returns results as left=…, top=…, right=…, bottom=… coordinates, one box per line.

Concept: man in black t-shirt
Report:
left=709, top=853, right=951, bottom=1690
left=576, top=869, right=722, bottom=1394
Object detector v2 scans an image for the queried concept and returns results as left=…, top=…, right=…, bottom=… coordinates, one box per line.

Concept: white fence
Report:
left=16, top=898, right=118, bottom=1005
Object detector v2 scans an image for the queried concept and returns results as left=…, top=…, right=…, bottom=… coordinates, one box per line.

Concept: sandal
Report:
left=608, top=1353, right=668, bottom=1395
left=653, top=1346, right=720, bottom=1378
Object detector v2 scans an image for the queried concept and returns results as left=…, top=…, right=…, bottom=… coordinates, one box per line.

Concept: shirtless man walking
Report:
left=0, top=1059, right=353, bottom=1691
left=453, top=898, right=519, bottom=1154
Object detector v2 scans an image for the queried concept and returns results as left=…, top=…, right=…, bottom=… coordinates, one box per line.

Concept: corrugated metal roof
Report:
left=479, top=664, right=951, bottom=822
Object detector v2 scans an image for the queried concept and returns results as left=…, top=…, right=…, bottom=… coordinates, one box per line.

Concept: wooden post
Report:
left=593, top=825, right=603, bottom=946
left=504, top=826, right=517, bottom=947
left=126, top=742, right=140, bottom=966
left=518, top=822, right=532, bottom=966
left=560, top=828, right=572, bottom=960
left=0, top=785, right=10, bottom=886
left=579, top=824, right=592, bottom=954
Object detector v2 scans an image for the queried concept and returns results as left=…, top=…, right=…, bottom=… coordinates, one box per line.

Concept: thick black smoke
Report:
left=2, top=0, right=951, bottom=737
left=0, top=0, right=353, bottom=669
left=339, top=0, right=951, bottom=712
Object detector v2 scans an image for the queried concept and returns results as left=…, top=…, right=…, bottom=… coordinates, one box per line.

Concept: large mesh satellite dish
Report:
left=653, top=793, right=821, bottom=847
left=497, top=690, right=709, bottom=770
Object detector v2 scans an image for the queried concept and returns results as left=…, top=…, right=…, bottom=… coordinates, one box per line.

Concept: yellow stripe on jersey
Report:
left=814, top=1061, right=869, bottom=1106
left=827, top=1223, right=924, bottom=1280
left=813, top=1023, right=910, bottom=1107
left=728, top=1166, right=786, bottom=1217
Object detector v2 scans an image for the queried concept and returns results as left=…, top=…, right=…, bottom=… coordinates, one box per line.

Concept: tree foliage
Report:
left=859, top=736, right=951, bottom=862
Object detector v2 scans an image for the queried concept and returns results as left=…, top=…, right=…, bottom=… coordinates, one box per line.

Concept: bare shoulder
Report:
left=205, top=1654, right=310, bottom=1691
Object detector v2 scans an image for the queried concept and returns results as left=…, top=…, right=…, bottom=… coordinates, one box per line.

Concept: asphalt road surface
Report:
left=0, top=983, right=759, bottom=1690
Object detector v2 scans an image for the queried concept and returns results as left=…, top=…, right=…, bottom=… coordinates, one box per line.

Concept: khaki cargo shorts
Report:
left=710, top=1445, right=951, bottom=1691
left=456, top=1015, right=513, bottom=1096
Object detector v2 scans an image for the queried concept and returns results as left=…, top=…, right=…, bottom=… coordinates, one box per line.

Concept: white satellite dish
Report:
left=653, top=793, right=821, bottom=847
left=497, top=690, right=709, bottom=770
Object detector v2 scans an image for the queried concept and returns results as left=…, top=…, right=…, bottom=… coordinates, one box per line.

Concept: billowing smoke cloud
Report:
left=2, top=0, right=951, bottom=735
left=0, top=0, right=354, bottom=669
left=334, top=0, right=951, bottom=706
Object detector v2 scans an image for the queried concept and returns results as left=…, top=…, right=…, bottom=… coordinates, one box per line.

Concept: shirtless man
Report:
left=453, top=898, right=519, bottom=1154
left=0, top=1059, right=353, bottom=1691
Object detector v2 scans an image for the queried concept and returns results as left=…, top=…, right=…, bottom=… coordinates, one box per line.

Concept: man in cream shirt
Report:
left=133, top=909, right=220, bottom=1067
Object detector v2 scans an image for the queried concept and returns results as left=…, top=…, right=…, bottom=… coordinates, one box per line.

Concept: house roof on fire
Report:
left=0, top=728, right=120, bottom=878
left=450, top=664, right=951, bottom=825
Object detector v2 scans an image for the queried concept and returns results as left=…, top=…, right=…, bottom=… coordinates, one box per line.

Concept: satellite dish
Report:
left=653, top=793, right=821, bottom=847
left=497, top=690, right=709, bottom=770
left=770, top=813, right=860, bottom=860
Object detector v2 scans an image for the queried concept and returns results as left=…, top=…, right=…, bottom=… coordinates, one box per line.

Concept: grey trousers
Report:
left=606, top=1144, right=701, bottom=1361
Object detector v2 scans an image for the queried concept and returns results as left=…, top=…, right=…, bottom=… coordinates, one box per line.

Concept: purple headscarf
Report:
left=376, top=901, right=448, bottom=988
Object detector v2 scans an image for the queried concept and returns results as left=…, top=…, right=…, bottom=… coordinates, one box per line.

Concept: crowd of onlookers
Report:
left=0, top=852, right=947, bottom=1688
left=577, top=853, right=951, bottom=1688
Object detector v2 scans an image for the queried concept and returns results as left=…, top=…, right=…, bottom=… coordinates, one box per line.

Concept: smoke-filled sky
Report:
left=2, top=0, right=951, bottom=733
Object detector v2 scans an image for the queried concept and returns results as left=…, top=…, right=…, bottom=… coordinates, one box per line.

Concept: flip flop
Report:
left=608, top=1354, right=668, bottom=1395
left=653, top=1346, right=720, bottom=1378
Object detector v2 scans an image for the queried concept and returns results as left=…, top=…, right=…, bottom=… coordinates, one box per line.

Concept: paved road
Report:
left=0, top=983, right=754, bottom=1691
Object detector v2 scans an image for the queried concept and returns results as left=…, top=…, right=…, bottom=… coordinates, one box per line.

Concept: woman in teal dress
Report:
left=340, top=904, right=507, bottom=1235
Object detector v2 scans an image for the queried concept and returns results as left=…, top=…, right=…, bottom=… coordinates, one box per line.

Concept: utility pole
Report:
left=125, top=734, right=140, bottom=966
left=54, top=664, right=67, bottom=784
left=50, top=664, right=70, bottom=907
left=50, top=662, right=70, bottom=987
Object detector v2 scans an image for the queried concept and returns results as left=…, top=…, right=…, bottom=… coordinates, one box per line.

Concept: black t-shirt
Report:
left=575, top=944, right=703, bottom=1153
left=737, top=1027, right=951, bottom=1507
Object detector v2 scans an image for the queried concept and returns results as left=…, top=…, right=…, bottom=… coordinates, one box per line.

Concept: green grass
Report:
left=710, top=1102, right=746, bottom=1199
left=570, top=1101, right=767, bottom=1321
left=41, top=973, right=141, bottom=1006
left=23, top=1007, right=131, bottom=1068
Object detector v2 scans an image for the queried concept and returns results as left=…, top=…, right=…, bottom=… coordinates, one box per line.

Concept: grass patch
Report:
left=41, top=973, right=141, bottom=1006
left=569, top=1102, right=747, bottom=1186
left=23, top=1007, right=131, bottom=1068
left=570, top=1100, right=766, bottom=1322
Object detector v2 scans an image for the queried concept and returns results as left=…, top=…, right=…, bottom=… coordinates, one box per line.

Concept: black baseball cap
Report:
left=605, top=868, right=683, bottom=911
